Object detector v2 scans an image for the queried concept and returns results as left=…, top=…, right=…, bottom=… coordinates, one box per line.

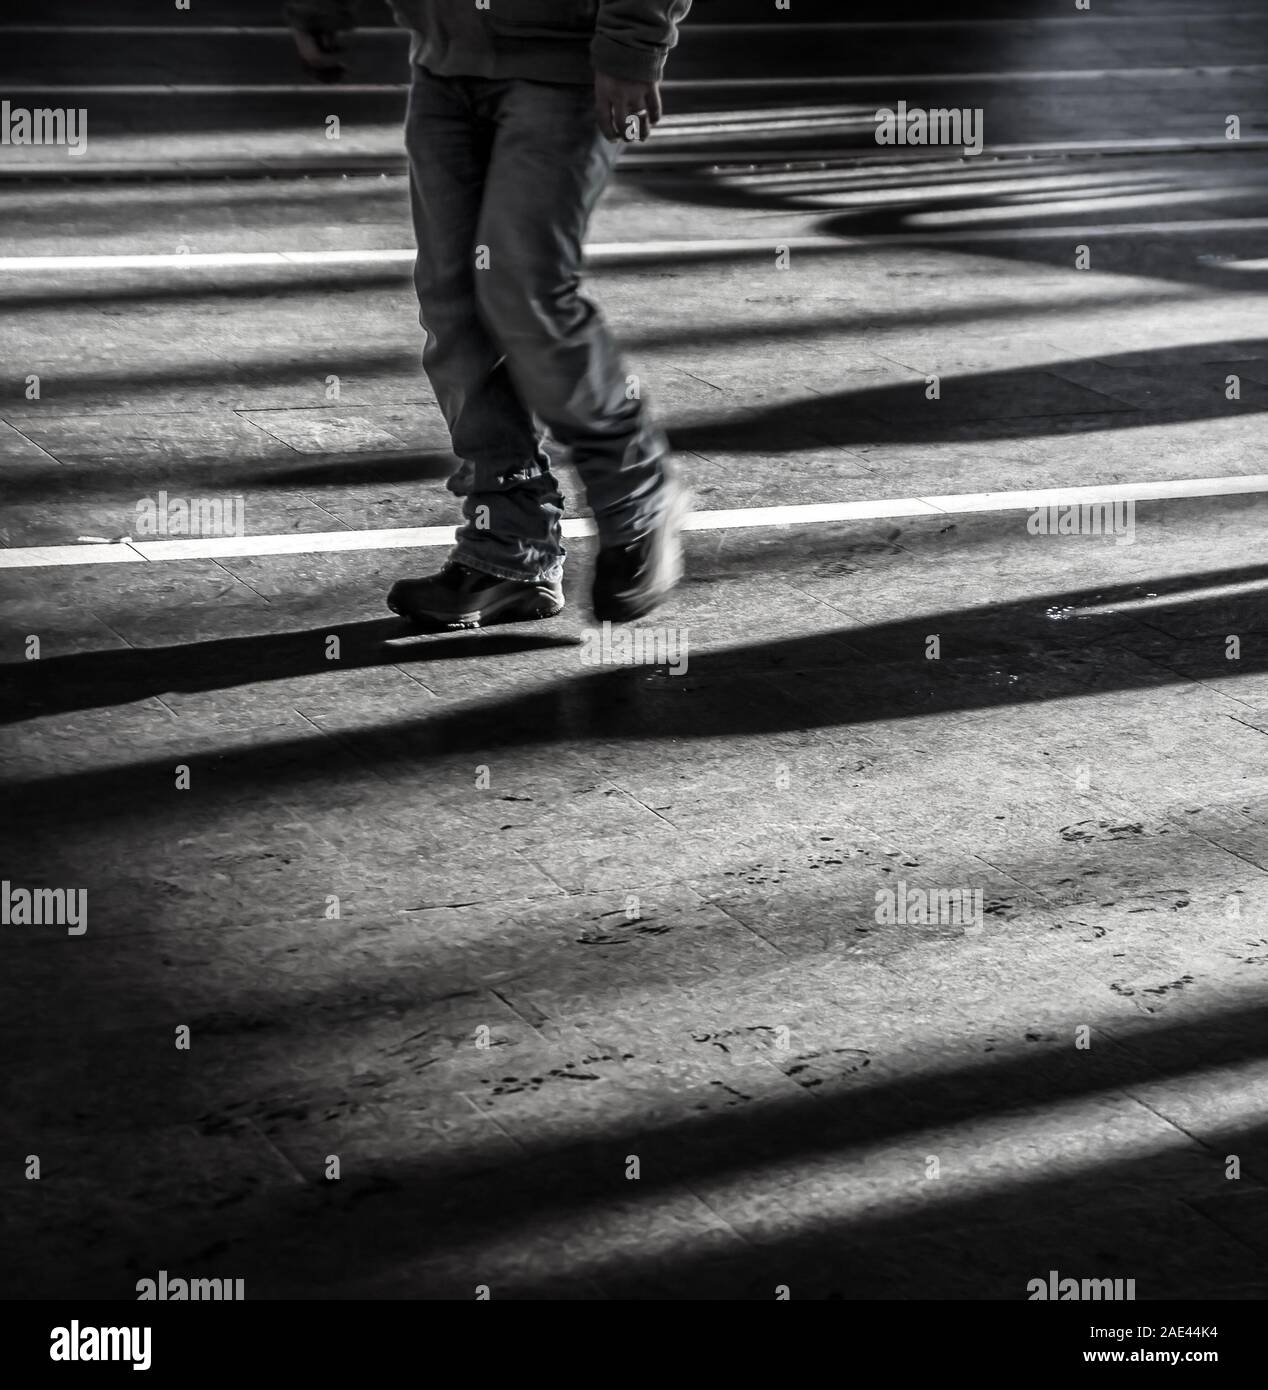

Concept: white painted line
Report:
left=666, top=66, right=1268, bottom=87
left=663, top=104, right=886, bottom=126
left=0, top=84, right=408, bottom=96
left=917, top=477, right=1268, bottom=513
left=650, top=115, right=877, bottom=138
left=4, top=476, right=1267, bottom=570
left=131, top=524, right=464, bottom=561
left=3, top=219, right=1265, bottom=275
left=0, top=249, right=417, bottom=272
left=0, top=544, right=148, bottom=568
left=644, top=133, right=1268, bottom=163
left=0, top=24, right=405, bottom=34
left=977, top=135, right=1268, bottom=155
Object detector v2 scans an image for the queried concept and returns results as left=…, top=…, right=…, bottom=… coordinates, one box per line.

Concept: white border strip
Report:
left=3, top=476, right=1266, bottom=570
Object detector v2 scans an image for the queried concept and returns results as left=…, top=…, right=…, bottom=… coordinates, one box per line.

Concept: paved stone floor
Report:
left=2, top=0, right=1268, bottom=1299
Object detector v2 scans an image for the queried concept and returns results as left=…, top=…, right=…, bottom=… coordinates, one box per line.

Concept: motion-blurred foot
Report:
left=592, top=476, right=691, bottom=622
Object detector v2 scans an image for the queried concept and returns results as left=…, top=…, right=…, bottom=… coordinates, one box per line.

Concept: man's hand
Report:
left=595, top=72, right=663, bottom=143
left=291, top=26, right=347, bottom=83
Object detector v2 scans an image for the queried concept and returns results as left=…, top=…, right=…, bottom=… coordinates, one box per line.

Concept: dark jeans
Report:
left=404, top=64, right=671, bottom=583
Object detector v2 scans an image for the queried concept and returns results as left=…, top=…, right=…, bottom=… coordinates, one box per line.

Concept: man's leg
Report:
left=472, top=77, right=688, bottom=621
left=390, top=66, right=568, bottom=626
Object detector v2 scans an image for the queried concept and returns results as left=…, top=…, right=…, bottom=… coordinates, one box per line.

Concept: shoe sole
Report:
left=388, top=587, right=564, bottom=631
left=592, top=480, right=692, bottom=624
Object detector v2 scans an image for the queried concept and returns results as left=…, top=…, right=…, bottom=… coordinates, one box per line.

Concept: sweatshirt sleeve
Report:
left=591, top=0, right=693, bottom=84
left=283, top=0, right=358, bottom=33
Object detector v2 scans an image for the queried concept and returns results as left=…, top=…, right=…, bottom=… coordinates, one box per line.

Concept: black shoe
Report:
left=387, top=561, right=564, bottom=630
left=592, top=477, right=691, bottom=623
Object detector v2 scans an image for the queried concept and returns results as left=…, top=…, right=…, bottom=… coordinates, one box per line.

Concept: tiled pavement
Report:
left=2, top=0, right=1268, bottom=1299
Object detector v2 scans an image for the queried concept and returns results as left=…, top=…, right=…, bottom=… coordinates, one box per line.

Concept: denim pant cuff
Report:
left=451, top=546, right=564, bottom=586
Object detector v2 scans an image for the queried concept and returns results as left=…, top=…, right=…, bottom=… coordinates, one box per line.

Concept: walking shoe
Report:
left=591, top=477, right=692, bottom=623
left=387, top=561, right=564, bottom=630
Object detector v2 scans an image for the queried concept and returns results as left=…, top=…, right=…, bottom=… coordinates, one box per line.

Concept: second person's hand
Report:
left=291, top=25, right=347, bottom=83
left=595, top=72, right=663, bottom=142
